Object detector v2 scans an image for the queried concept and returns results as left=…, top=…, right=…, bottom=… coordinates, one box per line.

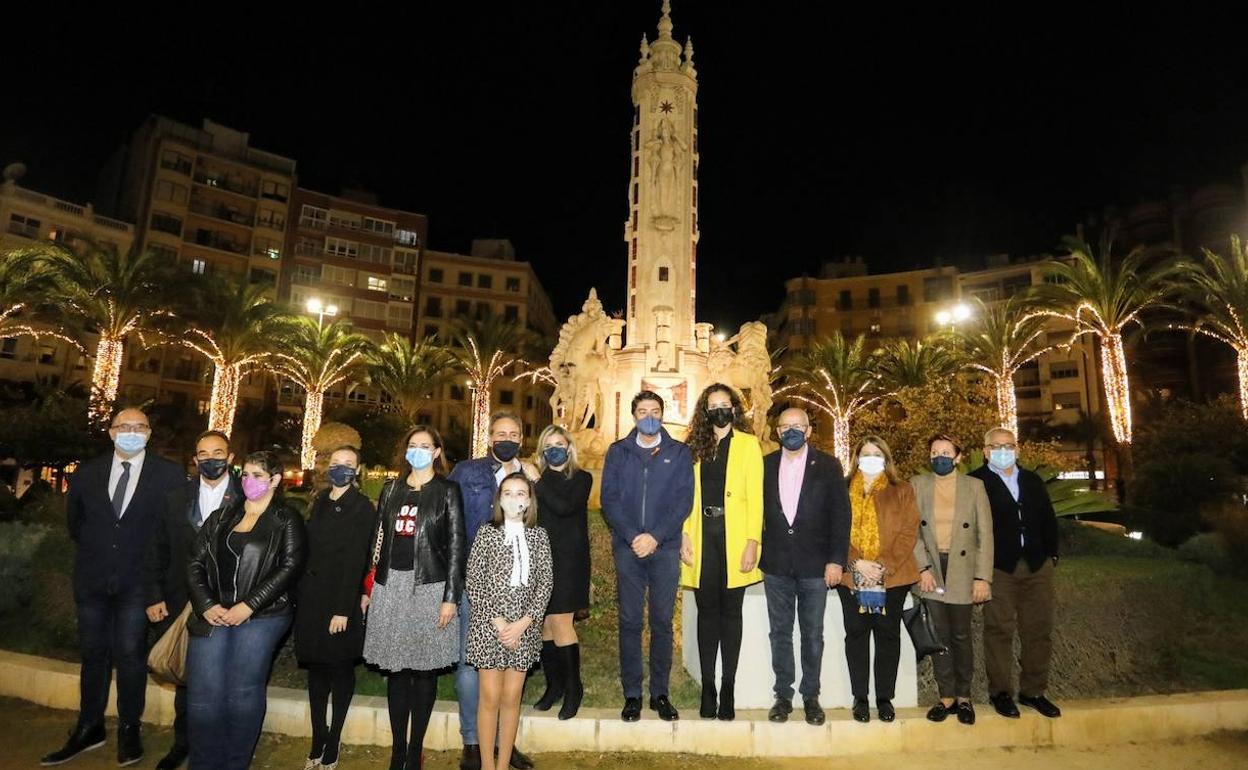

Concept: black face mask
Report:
left=197, top=458, right=229, bottom=481
left=707, top=407, right=735, bottom=429
left=492, top=440, right=521, bottom=462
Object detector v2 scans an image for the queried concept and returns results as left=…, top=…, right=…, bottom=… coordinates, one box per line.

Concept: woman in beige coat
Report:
left=911, top=434, right=993, bottom=725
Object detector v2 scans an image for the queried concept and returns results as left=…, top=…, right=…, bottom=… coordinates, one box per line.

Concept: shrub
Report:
left=1178, top=532, right=1233, bottom=574
left=0, top=522, right=50, bottom=614
left=28, top=524, right=78, bottom=650
left=1128, top=452, right=1238, bottom=546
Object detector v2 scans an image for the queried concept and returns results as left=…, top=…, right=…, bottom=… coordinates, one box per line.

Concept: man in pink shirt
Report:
left=759, top=407, right=851, bottom=726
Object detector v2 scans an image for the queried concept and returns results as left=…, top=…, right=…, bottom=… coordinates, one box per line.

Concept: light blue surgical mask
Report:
left=114, top=432, right=148, bottom=455
left=406, top=446, right=434, bottom=470
left=989, top=448, right=1017, bottom=471
left=857, top=455, right=886, bottom=476
left=636, top=416, right=662, bottom=436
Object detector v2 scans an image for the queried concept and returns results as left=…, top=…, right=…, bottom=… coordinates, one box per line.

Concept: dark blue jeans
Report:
left=763, top=573, right=829, bottom=701
left=614, top=544, right=680, bottom=699
left=187, top=613, right=291, bottom=770
left=76, top=587, right=150, bottom=727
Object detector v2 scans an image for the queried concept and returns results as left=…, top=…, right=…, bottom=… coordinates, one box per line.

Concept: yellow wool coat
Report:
left=680, top=430, right=765, bottom=590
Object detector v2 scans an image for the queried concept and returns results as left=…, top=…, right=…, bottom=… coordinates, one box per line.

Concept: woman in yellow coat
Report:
left=680, top=383, right=764, bottom=721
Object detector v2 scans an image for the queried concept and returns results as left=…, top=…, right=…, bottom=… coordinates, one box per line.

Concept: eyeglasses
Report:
left=777, top=424, right=808, bottom=432
left=986, top=443, right=1017, bottom=451
left=111, top=423, right=150, bottom=432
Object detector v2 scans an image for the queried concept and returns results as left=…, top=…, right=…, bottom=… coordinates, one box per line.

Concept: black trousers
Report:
left=78, top=587, right=149, bottom=728
left=927, top=553, right=974, bottom=699
left=836, top=585, right=908, bottom=702
left=693, top=515, right=745, bottom=694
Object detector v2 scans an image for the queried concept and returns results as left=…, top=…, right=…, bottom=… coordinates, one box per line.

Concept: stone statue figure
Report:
left=646, top=117, right=686, bottom=227
left=548, top=290, right=622, bottom=436
left=707, top=321, right=776, bottom=448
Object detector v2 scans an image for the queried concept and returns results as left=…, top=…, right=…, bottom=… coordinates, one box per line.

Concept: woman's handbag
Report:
left=148, top=602, right=193, bottom=686
left=902, top=599, right=947, bottom=662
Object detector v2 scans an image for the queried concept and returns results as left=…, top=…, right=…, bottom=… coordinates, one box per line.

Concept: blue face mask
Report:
left=636, top=416, right=662, bottom=436
left=406, top=446, right=434, bottom=470
left=542, top=446, right=569, bottom=468
left=989, top=448, right=1017, bottom=471
left=779, top=428, right=807, bottom=451
left=114, top=432, right=148, bottom=454
left=930, top=456, right=957, bottom=476
left=326, top=464, right=357, bottom=487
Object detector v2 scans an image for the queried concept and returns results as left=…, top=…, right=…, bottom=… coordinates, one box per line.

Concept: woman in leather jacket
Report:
left=186, top=450, right=306, bottom=770
left=361, top=425, right=466, bottom=770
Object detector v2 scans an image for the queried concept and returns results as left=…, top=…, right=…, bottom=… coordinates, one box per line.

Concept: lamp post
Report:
left=306, top=297, right=338, bottom=329
left=934, top=302, right=972, bottom=333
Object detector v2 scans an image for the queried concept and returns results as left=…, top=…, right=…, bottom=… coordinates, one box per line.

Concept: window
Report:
left=257, top=208, right=286, bottom=231
left=897, top=285, right=910, bottom=306
left=260, top=180, right=289, bottom=202
left=506, top=276, right=521, bottom=292
left=1052, top=392, right=1082, bottom=411
left=387, top=304, right=413, bottom=328
left=248, top=268, right=277, bottom=287
left=504, top=305, right=519, bottom=322
left=454, top=299, right=471, bottom=317
left=329, top=210, right=361, bottom=229
left=477, top=274, right=493, bottom=289
left=293, top=264, right=321, bottom=284
left=37, top=344, right=56, bottom=365
left=424, top=324, right=439, bottom=340
left=323, top=265, right=355, bottom=286
left=359, top=243, right=392, bottom=264
left=394, top=248, right=419, bottom=271
left=295, top=237, right=322, bottom=257
left=499, top=389, right=515, bottom=406
left=389, top=276, right=415, bottom=301
left=154, top=180, right=188, bottom=204
left=159, top=149, right=192, bottom=175
left=324, top=237, right=359, bottom=258
left=450, top=385, right=465, bottom=401
left=458, top=271, right=473, bottom=287
left=790, top=288, right=815, bottom=305
left=150, top=244, right=178, bottom=262
left=300, top=205, right=328, bottom=229
left=658, top=266, right=670, bottom=282
left=365, top=275, right=388, bottom=292
left=429, top=268, right=444, bottom=283
left=0, top=338, right=17, bottom=359
left=1050, top=362, right=1079, bottom=380
left=474, top=302, right=490, bottom=320
left=868, top=288, right=880, bottom=309
left=191, top=258, right=207, bottom=275
left=151, top=212, right=182, bottom=236
left=396, top=228, right=420, bottom=247
left=254, top=237, right=281, bottom=260
left=838, top=290, right=852, bottom=310
left=355, top=300, right=387, bottom=320
left=424, top=296, right=443, bottom=317
left=923, top=276, right=954, bottom=302
left=363, top=217, right=396, bottom=235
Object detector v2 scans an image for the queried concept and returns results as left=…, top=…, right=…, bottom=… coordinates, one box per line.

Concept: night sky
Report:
left=5, top=2, right=1248, bottom=333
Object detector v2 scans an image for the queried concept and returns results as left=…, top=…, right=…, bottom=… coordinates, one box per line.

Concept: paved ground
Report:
left=6, top=697, right=1247, bottom=769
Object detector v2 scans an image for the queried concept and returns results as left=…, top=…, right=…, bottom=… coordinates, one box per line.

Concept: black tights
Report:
left=694, top=516, right=746, bottom=696
left=387, top=669, right=438, bottom=769
left=308, top=662, right=356, bottom=763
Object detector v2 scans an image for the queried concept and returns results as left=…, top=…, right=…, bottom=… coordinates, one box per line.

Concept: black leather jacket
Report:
left=186, top=496, right=307, bottom=636
left=372, top=475, right=466, bottom=604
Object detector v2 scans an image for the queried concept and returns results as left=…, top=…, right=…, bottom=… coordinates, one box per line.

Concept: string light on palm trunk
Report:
left=88, top=335, right=125, bottom=427
left=301, top=389, right=324, bottom=470
left=1100, top=332, right=1133, bottom=444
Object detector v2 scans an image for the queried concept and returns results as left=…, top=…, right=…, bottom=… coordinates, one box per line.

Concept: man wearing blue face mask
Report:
left=447, top=412, right=540, bottom=770
left=969, top=427, right=1061, bottom=721
left=600, top=391, right=694, bottom=723
left=142, top=429, right=242, bottom=769
left=44, top=408, right=185, bottom=767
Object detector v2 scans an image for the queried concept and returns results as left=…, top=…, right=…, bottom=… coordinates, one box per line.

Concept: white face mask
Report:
left=501, top=498, right=528, bottom=519
left=858, top=455, right=886, bottom=476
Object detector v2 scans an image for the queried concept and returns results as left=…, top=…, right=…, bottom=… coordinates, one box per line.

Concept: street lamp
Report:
left=306, top=298, right=338, bottom=328
left=935, top=302, right=972, bottom=332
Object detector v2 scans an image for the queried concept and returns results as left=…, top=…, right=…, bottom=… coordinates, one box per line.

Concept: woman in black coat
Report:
left=530, top=425, right=593, bottom=720
left=294, top=446, right=376, bottom=769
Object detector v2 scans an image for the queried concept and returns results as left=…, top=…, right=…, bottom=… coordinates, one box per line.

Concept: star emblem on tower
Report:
left=659, top=101, right=674, bottom=114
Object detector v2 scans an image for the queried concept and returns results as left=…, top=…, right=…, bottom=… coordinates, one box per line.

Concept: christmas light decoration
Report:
left=268, top=345, right=367, bottom=470
left=777, top=367, right=886, bottom=469
left=88, top=335, right=125, bottom=427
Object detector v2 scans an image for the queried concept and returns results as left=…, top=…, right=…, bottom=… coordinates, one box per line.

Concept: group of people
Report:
left=39, top=384, right=1062, bottom=769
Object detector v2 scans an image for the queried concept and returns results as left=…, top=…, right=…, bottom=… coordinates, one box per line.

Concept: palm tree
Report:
left=177, top=276, right=291, bottom=435
left=266, top=317, right=373, bottom=470
left=1172, top=235, right=1248, bottom=420
left=41, top=243, right=175, bottom=426
left=449, top=315, right=535, bottom=458
left=368, top=333, right=456, bottom=425
left=874, top=337, right=958, bottom=392
left=0, top=248, right=69, bottom=344
left=1034, top=232, right=1181, bottom=480
left=954, top=295, right=1070, bottom=437
left=784, top=332, right=890, bottom=467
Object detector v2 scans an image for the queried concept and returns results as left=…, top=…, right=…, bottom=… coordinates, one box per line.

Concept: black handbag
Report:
left=902, top=599, right=947, bottom=661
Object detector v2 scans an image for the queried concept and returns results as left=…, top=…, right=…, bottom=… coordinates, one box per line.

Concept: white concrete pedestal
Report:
left=681, top=584, right=917, bottom=709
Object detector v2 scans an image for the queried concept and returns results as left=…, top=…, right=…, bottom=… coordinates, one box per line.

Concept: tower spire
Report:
left=657, top=0, right=674, bottom=41
left=649, top=0, right=681, bottom=71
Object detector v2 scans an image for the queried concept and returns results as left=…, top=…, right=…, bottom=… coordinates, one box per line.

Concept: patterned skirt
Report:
left=363, top=570, right=459, bottom=672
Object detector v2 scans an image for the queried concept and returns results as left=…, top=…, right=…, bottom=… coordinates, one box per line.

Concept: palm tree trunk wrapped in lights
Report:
left=1098, top=332, right=1133, bottom=443
left=450, top=316, right=536, bottom=459
left=89, top=335, right=127, bottom=426
left=1172, top=235, right=1248, bottom=421
left=207, top=362, right=243, bottom=435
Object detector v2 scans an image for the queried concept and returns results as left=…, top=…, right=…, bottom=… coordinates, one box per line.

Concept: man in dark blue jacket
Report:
left=601, top=391, right=694, bottom=723
left=42, top=408, right=186, bottom=767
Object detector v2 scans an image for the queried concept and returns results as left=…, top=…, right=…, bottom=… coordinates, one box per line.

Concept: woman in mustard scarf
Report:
left=837, top=435, right=920, bottom=724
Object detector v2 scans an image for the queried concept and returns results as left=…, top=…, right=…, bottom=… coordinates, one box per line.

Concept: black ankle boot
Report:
left=533, top=640, right=564, bottom=711
left=558, top=643, right=583, bottom=720
left=717, top=683, right=735, bottom=721
left=699, top=680, right=718, bottom=719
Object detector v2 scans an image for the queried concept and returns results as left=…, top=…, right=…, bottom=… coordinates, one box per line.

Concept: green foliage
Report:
left=0, top=387, right=106, bottom=469
left=1178, top=533, right=1233, bottom=574
left=28, top=521, right=77, bottom=649
left=327, top=405, right=410, bottom=470
left=0, top=522, right=50, bottom=614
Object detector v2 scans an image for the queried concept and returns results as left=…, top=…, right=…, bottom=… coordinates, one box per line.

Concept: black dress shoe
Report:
left=956, top=701, right=976, bottom=725
left=1019, top=694, right=1062, bottom=718
left=649, top=695, right=679, bottom=721
left=459, top=743, right=482, bottom=770
left=699, top=683, right=718, bottom=719
left=155, top=743, right=189, bottom=770
left=716, top=688, right=735, bottom=721
left=926, top=703, right=950, bottom=722
left=989, top=692, right=1020, bottom=719
left=877, top=701, right=895, bottom=723
left=852, top=699, right=870, bottom=723
left=621, top=697, right=642, bottom=722
left=40, top=723, right=106, bottom=766
left=508, top=745, right=535, bottom=770
left=117, top=722, right=143, bottom=767
left=803, top=698, right=825, bottom=726
left=767, top=697, right=792, bottom=723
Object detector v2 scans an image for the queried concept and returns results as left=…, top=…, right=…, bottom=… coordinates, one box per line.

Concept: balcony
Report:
left=160, top=157, right=193, bottom=176
left=192, top=171, right=257, bottom=198
left=187, top=228, right=248, bottom=256
left=188, top=199, right=255, bottom=227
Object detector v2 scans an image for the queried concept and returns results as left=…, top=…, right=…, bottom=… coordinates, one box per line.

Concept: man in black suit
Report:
left=42, top=408, right=186, bottom=767
left=759, top=407, right=851, bottom=726
left=969, top=426, right=1062, bottom=720
left=142, top=429, right=241, bottom=770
